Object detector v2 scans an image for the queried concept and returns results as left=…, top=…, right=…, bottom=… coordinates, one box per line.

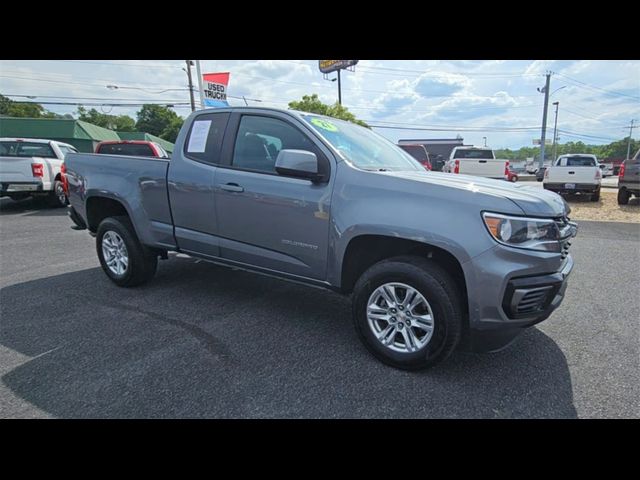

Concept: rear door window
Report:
left=183, top=112, right=230, bottom=164
left=0, top=141, right=56, bottom=158
left=58, top=145, right=78, bottom=156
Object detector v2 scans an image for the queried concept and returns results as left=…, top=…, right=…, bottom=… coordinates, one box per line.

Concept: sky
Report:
left=1, top=60, right=638, bottom=149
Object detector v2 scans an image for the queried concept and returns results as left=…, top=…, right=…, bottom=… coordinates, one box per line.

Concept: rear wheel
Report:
left=47, top=180, right=67, bottom=208
left=96, top=216, right=157, bottom=287
left=352, top=256, right=462, bottom=370
left=617, top=188, right=630, bottom=205
left=590, top=188, right=601, bottom=202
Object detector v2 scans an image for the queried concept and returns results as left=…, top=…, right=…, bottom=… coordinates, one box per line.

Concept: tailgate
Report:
left=547, top=167, right=597, bottom=184
left=458, top=158, right=505, bottom=178
left=0, top=156, right=40, bottom=183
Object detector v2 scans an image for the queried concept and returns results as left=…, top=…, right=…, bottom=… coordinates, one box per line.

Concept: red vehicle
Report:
left=507, top=167, right=518, bottom=183
left=398, top=143, right=432, bottom=171
left=95, top=140, right=169, bottom=158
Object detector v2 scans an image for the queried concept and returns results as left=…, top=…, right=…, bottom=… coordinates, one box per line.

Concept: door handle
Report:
left=219, top=183, right=244, bottom=193
left=568, top=171, right=575, bottom=174
left=478, top=160, right=487, bottom=163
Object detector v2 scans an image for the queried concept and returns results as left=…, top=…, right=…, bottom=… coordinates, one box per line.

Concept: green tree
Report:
left=288, top=94, right=369, bottom=128
left=135, top=104, right=183, bottom=140
left=76, top=106, right=136, bottom=131
left=0, top=93, right=54, bottom=118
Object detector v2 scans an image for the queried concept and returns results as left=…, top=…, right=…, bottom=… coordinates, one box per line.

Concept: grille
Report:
left=515, top=286, right=553, bottom=314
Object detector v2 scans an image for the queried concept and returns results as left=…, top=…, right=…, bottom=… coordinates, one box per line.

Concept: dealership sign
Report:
left=319, top=60, right=359, bottom=74
left=202, top=72, right=230, bottom=107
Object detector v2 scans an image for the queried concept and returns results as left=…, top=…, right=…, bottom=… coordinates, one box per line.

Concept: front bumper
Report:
left=461, top=225, right=576, bottom=353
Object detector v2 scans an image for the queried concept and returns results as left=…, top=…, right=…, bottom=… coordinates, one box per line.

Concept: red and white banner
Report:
left=202, top=72, right=230, bottom=107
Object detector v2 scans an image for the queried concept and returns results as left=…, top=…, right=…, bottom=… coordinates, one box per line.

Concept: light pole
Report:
left=551, top=101, right=559, bottom=162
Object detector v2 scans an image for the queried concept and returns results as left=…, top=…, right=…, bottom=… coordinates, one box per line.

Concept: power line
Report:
left=49, top=60, right=182, bottom=69
left=553, top=72, right=640, bottom=100
left=8, top=100, right=190, bottom=107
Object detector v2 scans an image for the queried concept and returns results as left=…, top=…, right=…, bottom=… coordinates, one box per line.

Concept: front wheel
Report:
left=352, top=256, right=462, bottom=370
left=96, top=216, right=157, bottom=287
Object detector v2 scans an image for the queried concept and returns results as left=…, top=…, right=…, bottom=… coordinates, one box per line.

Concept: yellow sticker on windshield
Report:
left=311, top=118, right=339, bottom=132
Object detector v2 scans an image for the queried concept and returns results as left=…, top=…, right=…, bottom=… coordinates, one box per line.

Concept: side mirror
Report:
left=275, top=149, right=323, bottom=181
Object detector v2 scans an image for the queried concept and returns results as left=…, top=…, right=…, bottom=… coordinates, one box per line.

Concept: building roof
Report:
left=116, top=131, right=174, bottom=152
left=0, top=117, right=120, bottom=141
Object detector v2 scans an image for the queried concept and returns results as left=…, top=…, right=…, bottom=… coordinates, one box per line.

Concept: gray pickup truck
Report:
left=65, top=107, right=577, bottom=370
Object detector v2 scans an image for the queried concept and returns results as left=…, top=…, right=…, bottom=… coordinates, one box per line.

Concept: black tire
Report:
left=618, top=188, right=630, bottom=205
left=590, top=189, right=600, bottom=202
left=47, top=180, right=68, bottom=208
left=96, top=216, right=157, bottom=287
left=352, top=255, right=463, bottom=370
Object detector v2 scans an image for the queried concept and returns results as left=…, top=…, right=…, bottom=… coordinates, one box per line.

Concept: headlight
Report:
left=482, top=212, right=561, bottom=252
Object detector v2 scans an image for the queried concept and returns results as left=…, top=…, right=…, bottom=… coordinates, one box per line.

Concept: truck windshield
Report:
left=453, top=149, right=494, bottom=159
left=302, top=115, right=422, bottom=172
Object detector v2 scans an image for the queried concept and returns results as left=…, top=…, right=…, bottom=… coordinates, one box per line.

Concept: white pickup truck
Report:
left=0, top=138, right=77, bottom=207
left=543, top=154, right=602, bottom=201
left=444, top=146, right=508, bottom=180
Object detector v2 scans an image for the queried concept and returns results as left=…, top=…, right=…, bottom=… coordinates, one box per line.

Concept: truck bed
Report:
left=65, top=153, right=175, bottom=249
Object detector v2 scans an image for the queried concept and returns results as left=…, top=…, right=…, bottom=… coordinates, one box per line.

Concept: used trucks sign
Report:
left=202, top=72, right=230, bottom=107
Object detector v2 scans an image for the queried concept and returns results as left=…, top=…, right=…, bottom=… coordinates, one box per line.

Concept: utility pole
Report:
left=337, top=69, right=342, bottom=105
left=538, top=72, right=551, bottom=169
left=626, top=119, right=636, bottom=160
left=551, top=101, right=559, bottom=162
left=185, top=60, right=196, bottom=112
left=195, top=60, right=204, bottom=109
left=483, top=136, right=487, bottom=147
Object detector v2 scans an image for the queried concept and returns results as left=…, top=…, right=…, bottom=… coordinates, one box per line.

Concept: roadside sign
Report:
left=319, top=60, right=359, bottom=74
left=202, top=72, right=230, bottom=108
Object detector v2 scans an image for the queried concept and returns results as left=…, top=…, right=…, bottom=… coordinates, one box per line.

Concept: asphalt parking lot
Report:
left=1, top=197, right=638, bottom=418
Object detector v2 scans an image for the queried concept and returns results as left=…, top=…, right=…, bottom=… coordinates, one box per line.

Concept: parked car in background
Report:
left=444, top=146, right=508, bottom=180
left=65, top=107, right=577, bottom=370
left=543, top=154, right=601, bottom=201
left=397, top=143, right=432, bottom=170
left=598, top=164, right=613, bottom=177
left=0, top=137, right=76, bottom=207
left=95, top=140, right=169, bottom=158
left=617, top=149, right=640, bottom=205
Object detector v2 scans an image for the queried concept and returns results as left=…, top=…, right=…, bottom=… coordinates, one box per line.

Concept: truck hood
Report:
left=382, top=171, right=568, bottom=217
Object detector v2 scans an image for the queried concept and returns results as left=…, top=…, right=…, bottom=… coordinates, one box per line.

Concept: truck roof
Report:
left=192, top=106, right=335, bottom=121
